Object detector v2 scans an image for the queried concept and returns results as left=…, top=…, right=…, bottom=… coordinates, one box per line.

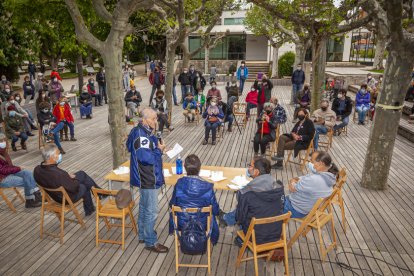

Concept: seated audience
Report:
left=48, top=77, right=64, bottom=104
left=284, top=151, right=338, bottom=218
left=124, top=85, right=142, bottom=117
left=355, top=84, right=371, bottom=125
left=293, top=84, right=311, bottom=122
left=227, top=80, right=239, bottom=101
left=245, top=86, right=258, bottom=119
left=202, top=97, right=224, bottom=145
left=79, top=86, right=93, bottom=119
left=272, top=108, right=315, bottom=169
left=311, top=99, right=336, bottom=150
left=151, top=90, right=174, bottom=133
left=22, top=75, right=35, bottom=100
left=38, top=102, right=66, bottom=154
left=34, top=145, right=102, bottom=216
left=4, top=94, right=37, bottom=136
left=332, top=89, right=352, bottom=135
left=207, top=81, right=222, bottom=101
left=0, top=133, right=41, bottom=208
left=0, top=84, right=12, bottom=102
left=182, top=92, right=197, bottom=122
left=35, top=90, right=51, bottom=114
left=87, top=78, right=102, bottom=106
left=220, top=96, right=235, bottom=132
left=52, top=97, right=77, bottom=141
left=253, top=103, right=278, bottom=155
left=5, top=105, right=28, bottom=151
left=13, top=92, right=37, bottom=130
left=219, top=157, right=284, bottom=246
left=254, top=75, right=273, bottom=116
left=270, top=97, right=287, bottom=125
left=168, top=154, right=220, bottom=245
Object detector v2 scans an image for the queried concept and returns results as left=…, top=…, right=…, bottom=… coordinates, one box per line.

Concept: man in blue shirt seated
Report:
left=332, top=89, right=353, bottom=135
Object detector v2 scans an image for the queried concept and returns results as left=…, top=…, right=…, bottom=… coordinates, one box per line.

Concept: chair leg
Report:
left=0, top=190, right=16, bottom=212
left=129, top=210, right=137, bottom=234
left=284, top=244, right=289, bottom=276
left=60, top=212, right=65, bottom=244
left=40, top=202, right=45, bottom=239
left=330, top=216, right=337, bottom=248
left=72, top=207, right=85, bottom=228
left=339, top=197, right=346, bottom=233
left=253, top=250, right=259, bottom=276
left=13, top=188, right=25, bottom=203
left=96, top=212, right=99, bottom=247
left=121, top=215, right=125, bottom=250
left=175, top=233, right=179, bottom=273
left=208, top=239, right=211, bottom=275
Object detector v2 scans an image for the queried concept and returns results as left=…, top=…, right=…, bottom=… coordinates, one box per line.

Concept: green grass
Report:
left=369, top=69, right=384, bottom=74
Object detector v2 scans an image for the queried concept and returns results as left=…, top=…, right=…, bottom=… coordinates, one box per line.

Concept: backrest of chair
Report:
left=335, top=169, right=347, bottom=190
left=91, top=187, right=118, bottom=211
left=171, top=205, right=212, bottom=234
left=38, top=185, right=74, bottom=207
left=233, top=102, right=246, bottom=114
left=318, top=188, right=340, bottom=213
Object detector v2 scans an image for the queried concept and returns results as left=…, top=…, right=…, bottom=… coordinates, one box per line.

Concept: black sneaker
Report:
left=218, top=211, right=227, bottom=228
left=25, top=199, right=42, bottom=208
left=85, top=207, right=96, bottom=216
left=34, top=191, right=42, bottom=202
left=271, top=156, right=284, bottom=161
left=234, top=237, right=243, bottom=248
left=26, top=132, right=35, bottom=137
left=271, top=162, right=283, bottom=170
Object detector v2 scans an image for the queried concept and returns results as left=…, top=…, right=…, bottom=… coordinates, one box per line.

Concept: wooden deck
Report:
left=1, top=82, right=414, bottom=276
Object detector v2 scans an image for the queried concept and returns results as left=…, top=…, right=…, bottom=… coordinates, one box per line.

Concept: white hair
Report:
left=41, top=145, right=58, bottom=162
left=140, top=107, right=157, bottom=119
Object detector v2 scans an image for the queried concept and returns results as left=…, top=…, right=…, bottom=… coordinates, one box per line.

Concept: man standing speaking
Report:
left=127, top=107, right=168, bottom=253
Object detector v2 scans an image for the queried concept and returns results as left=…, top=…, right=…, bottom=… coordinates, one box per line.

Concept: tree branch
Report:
left=335, top=12, right=373, bottom=34
left=91, top=0, right=113, bottom=22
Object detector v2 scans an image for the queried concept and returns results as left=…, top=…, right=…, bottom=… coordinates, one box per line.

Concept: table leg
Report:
left=109, top=180, right=112, bottom=190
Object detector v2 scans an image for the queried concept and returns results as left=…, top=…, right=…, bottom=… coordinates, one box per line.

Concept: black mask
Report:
left=157, top=96, right=163, bottom=100
left=298, top=115, right=305, bottom=121
left=265, top=110, right=271, bottom=114
left=321, top=107, right=328, bottom=111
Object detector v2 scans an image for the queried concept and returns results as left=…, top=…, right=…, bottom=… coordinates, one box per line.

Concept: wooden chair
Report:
left=287, top=188, right=339, bottom=261
left=184, top=108, right=200, bottom=125
left=317, top=128, right=334, bottom=152
left=332, top=168, right=348, bottom=233
left=91, top=188, right=137, bottom=250
left=284, top=137, right=314, bottom=171
left=265, top=125, right=280, bottom=157
left=233, top=102, right=247, bottom=128
left=236, top=212, right=292, bottom=276
left=38, top=186, right=85, bottom=244
left=171, top=205, right=213, bottom=274
left=0, top=187, right=24, bottom=212
left=353, top=102, right=370, bottom=124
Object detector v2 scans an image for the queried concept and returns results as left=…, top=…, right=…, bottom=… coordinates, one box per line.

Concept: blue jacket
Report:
left=126, top=123, right=164, bottom=189
left=291, top=69, right=305, bottom=85
left=169, top=176, right=220, bottom=244
left=183, top=99, right=197, bottom=110
left=202, top=106, right=224, bottom=126
left=355, top=90, right=370, bottom=107
left=236, top=66, right=249, bottom=80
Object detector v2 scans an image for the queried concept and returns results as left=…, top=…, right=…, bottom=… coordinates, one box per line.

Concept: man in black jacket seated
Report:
left=33, top=145, right=102, bottom=216
left=332, top=89, right=353, bottom=135
left=219, top=157, right=284, bottom=246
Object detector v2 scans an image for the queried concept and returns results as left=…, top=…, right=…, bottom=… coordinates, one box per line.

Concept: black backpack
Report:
left=173, top=208, right=211, bottom=255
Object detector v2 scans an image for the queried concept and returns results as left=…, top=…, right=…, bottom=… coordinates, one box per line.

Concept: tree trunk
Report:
left=271, top=45, right=280, bottom=78
left=311, top=37, right=327, bottom=112
left=87, top=47, right=94, bottom=67
left=76, top=53, right=84, bottom=93
left=181, top=43, right=190, bottom=70
left=164, top=39, right=176, bottom=122
left=373, top=34, right=386, bottom=70
left=361, top=44, right=414, bottom=190
left=102, top=45, right=128, bottom=168
left=204, top=46, right=210, bottom=75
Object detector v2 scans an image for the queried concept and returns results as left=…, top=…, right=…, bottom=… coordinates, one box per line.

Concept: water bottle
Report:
left=176, top=154, right=183, bottom=175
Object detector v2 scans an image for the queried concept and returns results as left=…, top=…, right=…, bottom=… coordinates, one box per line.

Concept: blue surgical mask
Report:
left=246, top=168, right=252, bottom=178
left=307, top=162, right=317, bottom=173
left=8, top=111, right=16, bottom=117
left=361, top=89, right=366, bottom=94
left=57, top=154, right=62, bottom=165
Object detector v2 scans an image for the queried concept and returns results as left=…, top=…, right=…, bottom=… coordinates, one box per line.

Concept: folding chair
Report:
left=284, top=137, right=314, bottom=171
left=91, top=188, right=137, bottom=250
left=38, top=186, right=85, bottom=244
left=317, top=128, right=334, bottom=152
left=233, top=102, right=247, bottom=128
left=236, top=212, right=292, bottom=276
left=0, top=187, right=24, bottom=212
left=265, top=125, right=280, bottom=157
left=353, top=102, right=370, bottom=124
left=287, top=188, right=339, bottom=261
left=183, top=109, right=200, bottom=125
left=332, top=169, right=348, bottom=233
left=172, top=205, right=213, bottom=274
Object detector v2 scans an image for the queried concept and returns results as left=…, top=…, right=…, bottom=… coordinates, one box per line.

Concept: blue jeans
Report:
left=0, top=170, right=39, bottom=199
left=50, top=122, right=65, bottom=148
left=204, top=121, right=220, bottom=141
left=239, top=78, right=246, bottom=94
left=123, top=75, right=130, bottom=91
left=80, top=102, right=93, bottom=117
left=225, top=114, right=234, bottom=128
left=138, top=188, right=159, bottom=247
left=283, top=196, right=307, bottom=218
left=172, top=86, right=178, bottom=105
left=314, top=124, right=328, bottom=150
left=223, top=209, right=237, bottom=226
left=334, top=116, right=349, bottom=131
left=98, top=84, right=107, bottom=102
left=292, top=84, right=303, bottom=104
left=11, top=132, right=28, bottom=144
left=356, top=106, right=369, bottom=123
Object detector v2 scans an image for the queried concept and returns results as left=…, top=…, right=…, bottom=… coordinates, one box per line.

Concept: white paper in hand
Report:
left=166, top=143, right=183, bottom=159
left=114, top=166, right=130, bottom=175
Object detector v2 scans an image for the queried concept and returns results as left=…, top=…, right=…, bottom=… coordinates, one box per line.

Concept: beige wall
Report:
left=246, top=35, right=268, bottom=61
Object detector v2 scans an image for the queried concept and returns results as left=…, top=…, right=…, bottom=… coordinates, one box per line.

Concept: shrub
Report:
left=278, top=51, right=295, bottom=78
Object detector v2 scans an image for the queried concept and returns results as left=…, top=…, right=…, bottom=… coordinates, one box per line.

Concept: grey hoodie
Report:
left=289, top=171, right=336, bottom=214
left=239, top=174, right=283, bottom=195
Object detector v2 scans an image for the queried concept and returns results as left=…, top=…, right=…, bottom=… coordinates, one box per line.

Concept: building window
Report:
left=223, top=18, right=245, bottom=25
left=187, top=35, right=246, bottom=60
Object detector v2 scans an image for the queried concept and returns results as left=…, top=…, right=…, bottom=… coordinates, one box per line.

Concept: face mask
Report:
left=297, top=67, right=302, bottom=70
left=361, top=89, right=366, bottom=94
left=0, top=142, right=6, bottom=149
left=368, top=76, right=372, bottom=80
left=10, top=100, right=15, bottom=104
left=41, top=94, right=45, bottom=98
left=232, top=83, right=236, bottom=87
left=60, top=102, right=65, bottom=106
left=15, top=97, right=20, bottom=101
left=251, top=88, right=256, bottom=91
left=183, top=71, right=188, bottom=73
left=212, top=85, right=216, bottom=89
left=321, top=106, right=328, bottom=111
left=246, top=168, right=252, bottom=178
left=53, top=78, right=57, bottom=83
left=9, top=111, right=16, bottom=117
left=5, top=89, right=10, bottom=93
left=241, top=65, right=245, bottom=68
left=42, top=109, right=49, bottom=113
left=103, top=70, right=105, bottom=73
left=307, top=162, right=317, bottom=173
left=298, top=115, right=305, bottom=121
left=190, top=68, right=194, bottom=71
left=379, top=77, right=383, bottom=81
left=211, top=102, right=217, bottom=106
left=90, top=81, right=94, bottom=84
left=57, top=153, right=62, bottom=165
left=265, top=110, right=271, bottom=114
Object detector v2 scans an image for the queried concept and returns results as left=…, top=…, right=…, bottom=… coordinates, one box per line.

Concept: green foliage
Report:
left=278, top=51, right=295, bottom=77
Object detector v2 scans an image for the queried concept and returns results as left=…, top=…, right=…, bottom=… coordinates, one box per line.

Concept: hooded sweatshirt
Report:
left=236, top=174, right=285, bottom=244
left=289, top=171, right=336, bottom=214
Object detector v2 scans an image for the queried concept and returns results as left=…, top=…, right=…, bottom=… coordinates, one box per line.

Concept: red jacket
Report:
left=245, top=91, right=258, bottom=105
left=0, top=155, right=20, bottom=181
left=149, top=72, right=165, bottom=86
left=53, top=103, right=74, bottom=124
left=50, top=71, right=62, bottom=81
left=87, top=84, right=97, bottom=95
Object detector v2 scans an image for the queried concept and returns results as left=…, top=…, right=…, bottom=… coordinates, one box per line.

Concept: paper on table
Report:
left=199, top=169, right=211, bottom=177
left=231, top=175, right=250, bottom=187
left=227, top=184, right=242, bottom=190
left=166, top=143, right=183, bottom=159
left=163, top=169, right=172, bottom=177
left=114, top=166, right=129, bottom=175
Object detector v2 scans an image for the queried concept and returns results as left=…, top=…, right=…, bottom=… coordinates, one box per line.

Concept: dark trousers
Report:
left=205, top=122, right=220, bottom=141
left=257, top=103, right=264, bottom=118
left=91, top=94, right=101, bottom=105
left=253, top=133, right=273, bottom=154
left=276, top=134, right=296, bottom=158
left=73, top=170, right=98, bottom=214
left=158, top=113, right=169, bottom=131
left=98, top=85, right=107, bottom=103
